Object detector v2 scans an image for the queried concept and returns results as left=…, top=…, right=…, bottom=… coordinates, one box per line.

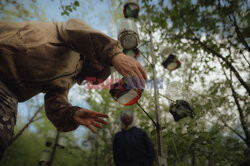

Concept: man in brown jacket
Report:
left=0, top=19, right=147, bottom=156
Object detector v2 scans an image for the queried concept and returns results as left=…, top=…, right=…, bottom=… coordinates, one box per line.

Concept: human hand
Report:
left=73, top=109, right=108, bottom=133
left=111, top=53, right=148, bottom=88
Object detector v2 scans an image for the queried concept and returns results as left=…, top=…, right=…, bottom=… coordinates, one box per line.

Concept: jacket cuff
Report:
left=68, top=106, right=81, bottom=130
left=107, top=42, right=123, bottom=66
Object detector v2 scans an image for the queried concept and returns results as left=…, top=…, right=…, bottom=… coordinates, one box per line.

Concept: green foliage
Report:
left=0, top=130, right=86, bottom=166
left=0, top=131, right=46, bottom=166
left=0, top=0, right=249, bottom=165
left=61, top=0, right=80, bottom=16
left=0, top=0, right=47, bottom=21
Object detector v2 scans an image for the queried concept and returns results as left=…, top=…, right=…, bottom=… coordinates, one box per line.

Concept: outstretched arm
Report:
left=45, top=89, right=108, bottom=132
left=58, top=19, right=147, bottom=86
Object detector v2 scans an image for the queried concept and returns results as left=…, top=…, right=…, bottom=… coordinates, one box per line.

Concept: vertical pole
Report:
left=48, top=131, right=60, bottom=166
left=147, top=12, right=167, bottom=166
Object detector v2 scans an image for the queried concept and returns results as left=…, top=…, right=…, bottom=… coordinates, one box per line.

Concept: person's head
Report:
left=120, top=110, right=135, bottom=130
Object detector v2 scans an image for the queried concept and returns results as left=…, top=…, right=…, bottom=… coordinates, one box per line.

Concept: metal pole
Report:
left=147, top=12, right=167, bottom=166
left=48, top=131, right=60, bottom=166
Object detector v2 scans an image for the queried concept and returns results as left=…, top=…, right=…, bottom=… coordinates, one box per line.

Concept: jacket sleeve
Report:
left=44, top=89, right=81, bottom=132
left=142, top=131, right=156, bottom=165
left=57, top=19, right=122, bottom=66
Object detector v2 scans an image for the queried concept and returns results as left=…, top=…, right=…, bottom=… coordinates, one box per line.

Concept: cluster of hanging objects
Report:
left=109, top=0, right=143, bottom=106
left=109, top=0, right=194, bottom=123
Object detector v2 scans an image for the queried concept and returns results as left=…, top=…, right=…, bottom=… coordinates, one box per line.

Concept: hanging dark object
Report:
left=169, top=100, right=194, bottom=122
left=123, top=0, right=140, bottom=18
left=123, top=48, right=140, bottom=59
left=109, top=78, right=143, bottom=106
left=162, top=54, right=181, bottom=71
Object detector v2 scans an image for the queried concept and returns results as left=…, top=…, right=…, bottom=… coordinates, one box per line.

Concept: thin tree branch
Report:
left=159, top=93, right=175, bottom=102
left=222, top=120, right=246, bottom=141
left=9, top=105, right=44, bottom=145
left=240, top=50, right=250, bottom=66
left=229, top=71, right=250, bottom=148
left=138, top=49, right=153, bottom=66
left=138, top=41, right=150, bottom=49
left=180, top=15, right=250, bottom=95
left=220, top=61, right=250, bottom=147
left=138, top=17, right=150, bottom=32
left=33, top=116, right=43, bottom=122
left=229, top=15, right=250, bottom=52
left=210, top=97, right=246, bottom=142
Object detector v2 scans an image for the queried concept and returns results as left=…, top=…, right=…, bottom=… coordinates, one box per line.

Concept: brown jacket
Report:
left=0, top=19, right=122, bottom=132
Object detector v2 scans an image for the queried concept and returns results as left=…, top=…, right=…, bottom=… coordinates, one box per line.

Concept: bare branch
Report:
left=9, top=105, right=44, bottom=145
left=210, top=96, right=246, bottom=142
left=240, top=50, right=250, bottom=66
left=220, top=61, right=250, bottom=147
left=229, top=15, right=250, bottom=52
left=223, top=121, right=246, bottom=141
left=180, top=15, right=250, bottom=95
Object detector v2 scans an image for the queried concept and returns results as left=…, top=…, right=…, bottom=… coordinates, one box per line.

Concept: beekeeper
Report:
left=0, top=19, right=147, bottom=157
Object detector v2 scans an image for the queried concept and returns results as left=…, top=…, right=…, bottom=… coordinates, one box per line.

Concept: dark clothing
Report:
left=0, top=19, right=122, bottom=132
left=113, top=127, right=156, bottom=166
left=0, top=81, right=18, bottom=157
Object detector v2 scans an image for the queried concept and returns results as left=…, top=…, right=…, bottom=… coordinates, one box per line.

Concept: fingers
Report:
left=125, top=70, right=144, bottom=89
left=125, top=60, right=147, bottom=88
left=137, top=62, right=147, bottom=80
left=87, top=125, right=97, bottom=133
left=127, top=76, right=136, bottom=89
left=130, top=71, right=142, bottom=89
left=94, top=112, right=109, bottom=118
left=75, top=109, right=109, bottom=118
left=133, top=67, right=145, bottom=88
left=76, top=118, right=107, bottom=133
left=112, top=53, right=147, bottom=82
left=94, top=117, right=108, bottom=125
left=131, top=61, right=147, bottom=79
left=92, top=121, right=103, bottom=129
left=88, top=119, right=107, bottom=133
left=73, top=110, right=109, bottom=134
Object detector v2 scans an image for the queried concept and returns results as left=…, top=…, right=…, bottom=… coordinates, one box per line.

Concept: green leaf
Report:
left=74, top=1, right=80, bottom=6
